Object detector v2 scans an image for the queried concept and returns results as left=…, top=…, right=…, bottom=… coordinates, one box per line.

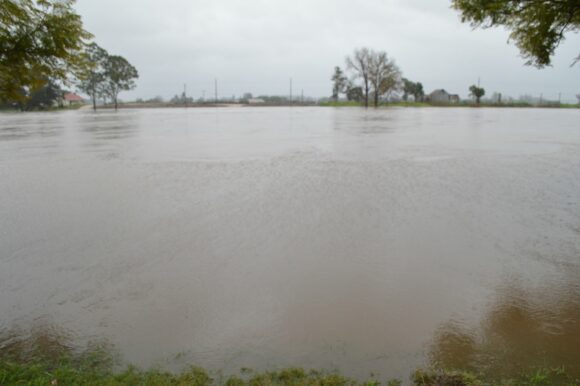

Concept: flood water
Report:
left=1, top=107, right=580, bottom=381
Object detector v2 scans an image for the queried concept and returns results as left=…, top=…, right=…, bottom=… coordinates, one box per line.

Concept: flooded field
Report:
left=1, top=107, right=579, bottom=381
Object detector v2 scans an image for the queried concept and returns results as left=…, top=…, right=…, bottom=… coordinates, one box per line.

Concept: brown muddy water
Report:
left=1, top=107, right=579, bottom=381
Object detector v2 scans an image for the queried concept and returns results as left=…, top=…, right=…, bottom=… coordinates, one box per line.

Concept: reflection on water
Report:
left=0, top=323, right=72, bottom=363
left=0, top=322, right=115, bottom=376
left=429, top=271, right=580, bottom=378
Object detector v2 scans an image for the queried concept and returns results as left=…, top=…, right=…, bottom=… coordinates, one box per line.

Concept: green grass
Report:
left=0, top=334, right=397, bottom=385
left=0, top=359, right=395, bottom=386
left=4, top=360, right=579, bottom=386
left=2, top=347, right=578, bottom=386
left=412, top=367, right=580, bottom=386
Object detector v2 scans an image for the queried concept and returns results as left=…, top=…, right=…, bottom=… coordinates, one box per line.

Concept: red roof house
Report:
left=63, top=93, right=84, bottom=105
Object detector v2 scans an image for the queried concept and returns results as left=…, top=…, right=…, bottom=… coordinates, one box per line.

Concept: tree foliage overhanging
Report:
left=451, top=0, right=580, bottom=67
left=0, top=0, right=92, bottom=102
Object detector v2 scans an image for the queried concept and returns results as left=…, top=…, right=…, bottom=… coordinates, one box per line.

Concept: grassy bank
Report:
left=1, top=347, right=578, bottom=386
left=3, top=360, right=579, bottom=385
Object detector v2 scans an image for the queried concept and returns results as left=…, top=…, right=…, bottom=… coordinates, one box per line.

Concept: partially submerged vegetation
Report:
left=1, top=328, right=578, bottom=386
left=3, top=357, right=579, bottom=385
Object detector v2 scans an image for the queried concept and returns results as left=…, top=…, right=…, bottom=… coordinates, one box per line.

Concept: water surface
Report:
left=1, top=107, right=579, bottom=381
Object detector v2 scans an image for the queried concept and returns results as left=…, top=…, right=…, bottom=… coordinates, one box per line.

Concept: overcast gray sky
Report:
left=76, top=0, right=579, bottom=102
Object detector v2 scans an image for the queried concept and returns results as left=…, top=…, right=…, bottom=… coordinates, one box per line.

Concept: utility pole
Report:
left=184, top=83, right=187, bottom=108
left=289, top=78, right=292, bottom=105
left=214, top=78, right=218, bottom=104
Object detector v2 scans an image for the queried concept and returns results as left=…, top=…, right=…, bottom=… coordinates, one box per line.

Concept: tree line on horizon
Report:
left=331, top=48, right=490, bottom=106
left=0, top=0, right=138, bottom=111
left=1, top=0, right=577, bottom=111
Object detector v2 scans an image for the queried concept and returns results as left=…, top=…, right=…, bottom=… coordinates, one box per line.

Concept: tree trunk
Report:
left=374, top=91, right=379, bottom=107
left=114, top=97, right=118, bottom=111
left=364, top=87, right=369, bottom=108
left=92, top=91, right=97, bottom=111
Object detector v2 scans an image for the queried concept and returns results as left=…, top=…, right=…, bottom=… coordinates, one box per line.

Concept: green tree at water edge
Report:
left=345, top=82, right=364, bottom=103
left=403, top=78, right=424, bottom=102
left=101, top=55, right=139, bottom=111
left=451, top=0, right=580, bottom=67
left=331, top=66, right=347, bottom=101
left=23, top=77, right=62, bottom=110
left=0, top=0, right=92, bottom=103
left=77, top=42, right=108, bottom=111
left=469, top=84, right=485, bottom=104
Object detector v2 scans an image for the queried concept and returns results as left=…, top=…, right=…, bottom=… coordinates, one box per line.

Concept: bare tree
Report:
left=346, top=48, right=371, bottom=107
left=368, top=50, right=401, bottom=107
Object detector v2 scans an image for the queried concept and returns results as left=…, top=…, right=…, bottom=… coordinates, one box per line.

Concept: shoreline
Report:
left=2, top=102, right=578, bottom=113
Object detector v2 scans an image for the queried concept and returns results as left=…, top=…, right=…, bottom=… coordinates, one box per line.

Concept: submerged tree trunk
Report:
left=363, top=80, right=369, bottom=108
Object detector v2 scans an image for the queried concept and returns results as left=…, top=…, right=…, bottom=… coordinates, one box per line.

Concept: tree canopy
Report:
left=331, top=66, right=347, bottom=101
left=0, top=0, right=92, bottom=102
left=102, top=55, right=139, bottom=110
left=77, top=42, right=108, bottom=110
left=346, top=47, right=401, bottom=107
left=75, top=43, right=139, bottom=111
left=402, top=78, right=424, bottom=102
left=469, top=84, right=485, bottom=104
left=451, top=0, right=580, bottom=67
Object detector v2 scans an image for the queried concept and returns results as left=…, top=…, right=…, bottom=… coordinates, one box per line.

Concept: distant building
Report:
left=425, top=89, right=460, bottom=103
left=63, top=93, right=84, bottom=106
left=427, top=89, right=451, bottom=103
